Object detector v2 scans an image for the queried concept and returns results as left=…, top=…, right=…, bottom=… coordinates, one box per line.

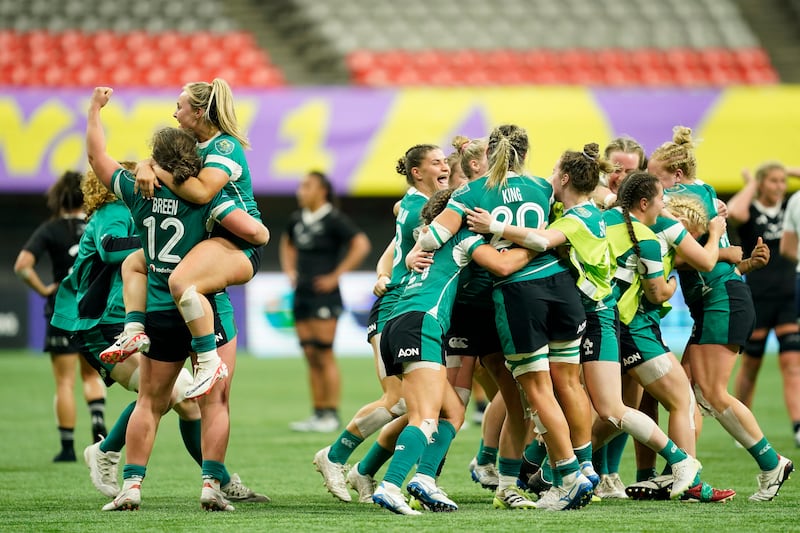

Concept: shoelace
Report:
left=223, top=481, right=251, bottom=498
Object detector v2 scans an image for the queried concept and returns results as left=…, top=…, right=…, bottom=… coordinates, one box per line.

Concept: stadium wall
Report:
left=2, top=86, right=799, bottom=196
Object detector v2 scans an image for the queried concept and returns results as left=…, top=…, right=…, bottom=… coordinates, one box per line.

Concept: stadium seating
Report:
left=0, top=0, right=782, bottom=87
left=321, top=0, right=779, bottom=86
left=0, top=0, right=284, bottom=88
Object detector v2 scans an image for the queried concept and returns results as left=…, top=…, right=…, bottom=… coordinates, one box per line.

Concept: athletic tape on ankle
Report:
left=178, top=285, right=205, bottom=323
left=354, top=406, right=394, bottom=437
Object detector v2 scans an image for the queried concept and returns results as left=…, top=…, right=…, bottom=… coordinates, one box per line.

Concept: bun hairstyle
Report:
left=150, top=127, right=203, bottom=184
left=487, top=124, right=528, bottom=189
left=421, top=188, right=455, bottom=224
left=396, top=144, right=439, bottom=186
left=650, top=125, right=698, bottom=181
left=558, top=142, right=616, bottom=194
left=616, top=171, right=660, bottom=269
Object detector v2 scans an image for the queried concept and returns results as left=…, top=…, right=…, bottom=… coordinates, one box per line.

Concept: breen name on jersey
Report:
left=151, top=197, right=179, bottom=216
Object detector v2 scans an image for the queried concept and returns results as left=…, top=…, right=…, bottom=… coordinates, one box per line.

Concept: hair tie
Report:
left=204, top=82, right=217, bottom=118
left=459, top=140, right=471, bottom=153
left=582, top=150, right=595, bottom=161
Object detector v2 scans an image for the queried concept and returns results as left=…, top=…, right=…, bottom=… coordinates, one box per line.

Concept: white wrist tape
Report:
left=488, top=219, right=506, bottom=237
left=603, top=193, right=617, bottom=208
left=522, top=231, right=550, bottom=252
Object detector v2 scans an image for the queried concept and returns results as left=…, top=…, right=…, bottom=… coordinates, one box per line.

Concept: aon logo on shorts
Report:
left=397, top=347, right=419, bottom=358
left=622, top=352, right=642, bottom=367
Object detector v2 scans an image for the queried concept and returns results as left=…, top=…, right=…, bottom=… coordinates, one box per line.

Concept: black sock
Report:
left=88, top=399, right=107, bottom=441
left=793, top=421, right=800, bottom=434
left=58, top=426, right=75, bottom=453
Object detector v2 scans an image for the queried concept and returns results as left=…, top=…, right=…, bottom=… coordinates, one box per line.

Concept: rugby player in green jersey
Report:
left=102, top=78, right=263, bottom=402
left=417, top=124, right=594, bottom=511
left=648, top=126, right=793, bottom=501
left=87, top=87, right=269, bottom=512
left=372, top=188, right=534, bottom=515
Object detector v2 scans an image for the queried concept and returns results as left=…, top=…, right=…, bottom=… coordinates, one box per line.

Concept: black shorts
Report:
left=146, top=303, right=228, bottom=363
left=445, top=303, right=501, bottom=357
left=493, top=272, right=587, bottom=354
left=293, top=289, right=343, bottom=321
left=751, top=292, right=797, bottom=330
left=619, top=319, right=669, bottom=373
left=380, top=311, right=446, bottom=377
left=248, top=245, right=263, bottom=277
left=44, top=322, right=81, bottom=354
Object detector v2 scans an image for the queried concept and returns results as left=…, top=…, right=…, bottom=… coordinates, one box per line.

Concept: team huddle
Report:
left=28, top=76, right=795, bottom=515
left=311, top=124, right=795, bottom=515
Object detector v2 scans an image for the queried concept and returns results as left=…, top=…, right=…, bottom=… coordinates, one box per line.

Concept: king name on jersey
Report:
left=151, top=197, right=179, bottom=216
left=502, top=187, right=523, bottom=203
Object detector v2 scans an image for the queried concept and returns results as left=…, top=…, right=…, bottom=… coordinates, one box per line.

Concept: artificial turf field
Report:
left=0, top=350, right=797, bottom=532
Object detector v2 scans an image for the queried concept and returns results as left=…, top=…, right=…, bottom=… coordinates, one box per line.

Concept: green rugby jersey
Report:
left=447, top=175, right=566, bottom=286
left=112, top=168, right=238, bottom=312
left=50, top=200, right=140, bottom=331
left=198, top=133, right=262, bottom=248
left=549, top=200, right=614, bottom=311
left=667, top=180, right=738, bottom=303
left=642, top=215, right=688, bottom=319
left=604, top=208, right=664, bottom=325
left=387, top=187, right=428, bottom=291
left=390, top=227, right=486, bottom=334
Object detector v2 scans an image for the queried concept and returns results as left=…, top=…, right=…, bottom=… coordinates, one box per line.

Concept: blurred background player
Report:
left=727, top=163, right=800, bottom=448
left=281, top=170, right=371, bottom=432
left=14, top=170, right=107, bottom=462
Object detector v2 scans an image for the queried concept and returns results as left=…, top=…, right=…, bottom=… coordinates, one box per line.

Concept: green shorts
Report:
left=76, top=323, right=124, bottom=387
left=379, top=311, right=445, bottom=376
left=619, top=312, right=670, bottom=373
left=687, top=279, right=755, bottom=346
left=581, top=307, right=621, bottom=364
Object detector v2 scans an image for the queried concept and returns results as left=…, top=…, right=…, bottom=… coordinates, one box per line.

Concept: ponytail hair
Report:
left=183, top=78, right=250, bottom=149
left=486, top=124, right=528, bottom=189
